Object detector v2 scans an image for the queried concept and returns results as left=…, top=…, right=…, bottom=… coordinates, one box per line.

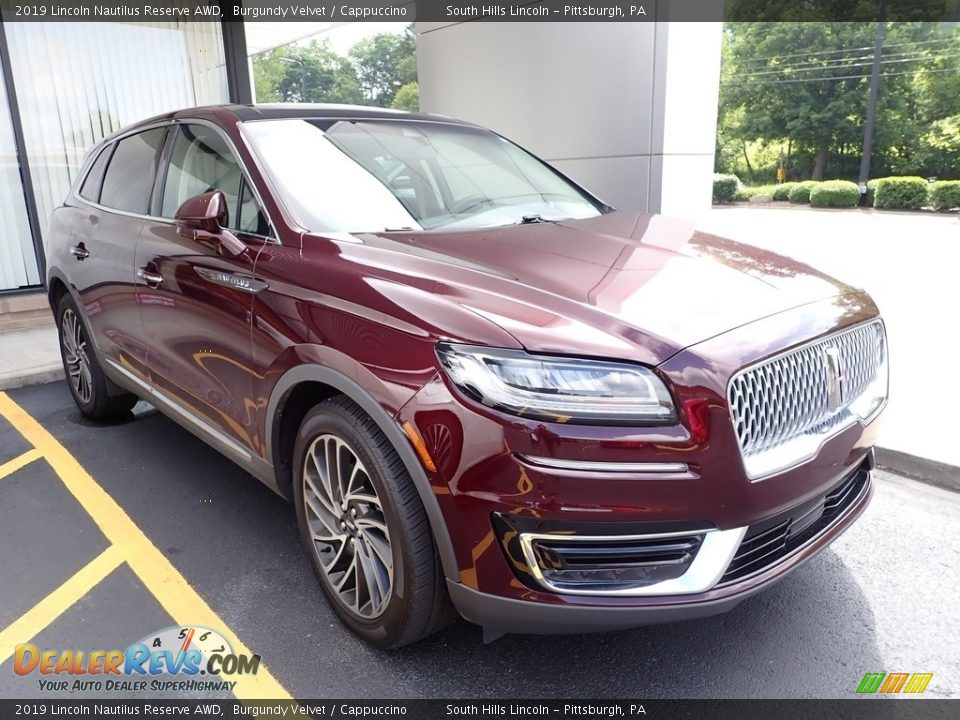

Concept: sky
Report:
left=322, top=22, right=409, bottom=54
left=244, top=21, right=409, bottom=57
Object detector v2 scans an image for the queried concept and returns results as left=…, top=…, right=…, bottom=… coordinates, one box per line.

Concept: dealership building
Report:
left=0, top=16, right=720, bottom=305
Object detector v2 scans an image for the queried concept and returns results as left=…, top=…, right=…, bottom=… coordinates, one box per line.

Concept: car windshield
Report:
left=241, top=117, right=604, bottom=233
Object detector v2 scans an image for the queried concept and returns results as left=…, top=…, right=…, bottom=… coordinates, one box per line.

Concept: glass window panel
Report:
left=1, top=21, right=228, bottom=254
left=238, top=180, right=271, bottom=237
left=161, top=125, right=243, bottom=225
left=0, top=55, right=39, bottom=290
left=100, top=129, right=166, bottom=214
left=78, top=144, right=113, bottom=203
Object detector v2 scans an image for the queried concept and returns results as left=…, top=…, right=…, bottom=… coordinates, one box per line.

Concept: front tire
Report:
left=292, top=396, right=454, bottom=648
left=57, top=294, right=137, bottom=420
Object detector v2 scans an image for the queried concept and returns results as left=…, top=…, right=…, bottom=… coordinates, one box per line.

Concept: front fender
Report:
left=263, top=361, right=460, bottom=582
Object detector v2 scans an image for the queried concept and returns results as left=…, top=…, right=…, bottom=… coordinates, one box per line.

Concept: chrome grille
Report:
left=728, top=321, right=886, bottom=469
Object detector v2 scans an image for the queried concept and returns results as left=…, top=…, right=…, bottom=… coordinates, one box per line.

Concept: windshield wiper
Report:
left=519, top=214, right=546, bottom=224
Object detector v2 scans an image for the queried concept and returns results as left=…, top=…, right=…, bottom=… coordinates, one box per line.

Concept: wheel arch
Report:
left=265, top=364, right=460, bottom=582
left=47, top=272, right=71, bottom=313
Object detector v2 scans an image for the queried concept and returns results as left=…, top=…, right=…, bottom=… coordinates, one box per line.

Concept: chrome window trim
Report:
left=73, top=195, right=176, bottom=226
left=518, top=526, right=747, bottom=597
left=71, top=118, right=280, bottom=245
left=726, top=318, right=887, bottom=481
left=518, top=455, right=690, bottom=475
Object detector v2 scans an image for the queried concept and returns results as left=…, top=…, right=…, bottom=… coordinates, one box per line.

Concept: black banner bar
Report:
left=0, top=0, right=959, bottom=23
left=0, top=700, right=957, bottom=720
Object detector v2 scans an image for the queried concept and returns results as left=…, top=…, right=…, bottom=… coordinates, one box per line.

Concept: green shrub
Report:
left=865, top=179, right=878, bottom=207
left=929, top=180, right=960, bottom=212
left=772, top=182, right=798, bottom=201
left=713, top=174, right=740, bottom=203
left=873, top=176, right=929, bottom=209
left=733, top=184, right=776, bottom=202
left=810, top=180, right=861, bottom=208
left=787, top=181, right=820, bottom=204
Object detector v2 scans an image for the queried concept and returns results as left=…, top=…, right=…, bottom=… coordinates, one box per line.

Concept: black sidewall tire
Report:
left=292, top=402, right=419, bottom=648
left=56, top=294, right=136, bottom=419
left=57, top=294, right=106, bottom=417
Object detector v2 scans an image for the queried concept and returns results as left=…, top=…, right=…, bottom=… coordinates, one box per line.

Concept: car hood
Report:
left=353, top=211, right=857, bottom=366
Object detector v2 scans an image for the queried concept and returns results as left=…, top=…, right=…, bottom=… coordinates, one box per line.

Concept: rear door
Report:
left=70, top=127, right=168, bottom=376
left=135, top=121, right=273, bottom=454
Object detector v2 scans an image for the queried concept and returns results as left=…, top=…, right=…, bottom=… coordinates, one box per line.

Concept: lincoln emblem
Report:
left=824, top=346, right=845, bottom=413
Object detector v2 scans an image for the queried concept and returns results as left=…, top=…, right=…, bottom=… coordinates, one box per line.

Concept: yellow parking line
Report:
left=0, top=545, right=124, bottom=666
left=0, top=392, right=292, bottom=700
left=0, top=448, right=42, bottom=481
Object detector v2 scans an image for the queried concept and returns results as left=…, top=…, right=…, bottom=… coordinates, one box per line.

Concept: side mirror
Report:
left=174, top=190, right=246, bottom=257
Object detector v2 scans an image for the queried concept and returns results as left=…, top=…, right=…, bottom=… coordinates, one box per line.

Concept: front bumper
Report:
left=448, top=460, right=873, bottom=636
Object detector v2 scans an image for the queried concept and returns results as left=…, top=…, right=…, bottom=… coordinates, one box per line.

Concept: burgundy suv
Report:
left=47, top=105, right=887, bottom=647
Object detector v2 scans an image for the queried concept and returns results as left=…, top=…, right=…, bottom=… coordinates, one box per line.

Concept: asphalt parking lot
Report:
left=1, top=381, right=958, bottom=699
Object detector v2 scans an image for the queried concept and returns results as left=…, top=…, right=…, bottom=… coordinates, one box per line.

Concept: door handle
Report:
left=136, top=267, right=163, bottom=287
left=70, top=244, right=90, bottom=261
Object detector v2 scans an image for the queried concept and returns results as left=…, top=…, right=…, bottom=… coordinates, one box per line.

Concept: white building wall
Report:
left=416, top=22, right=722, bottom=219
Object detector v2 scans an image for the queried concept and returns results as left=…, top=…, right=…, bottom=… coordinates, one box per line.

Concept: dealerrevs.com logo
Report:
left=14, top=626, right=260, bottom=694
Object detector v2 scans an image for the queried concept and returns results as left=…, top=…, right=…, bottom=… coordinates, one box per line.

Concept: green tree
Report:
left=348, top=27, right=417, bottom=107
left=391, top=82, right=419, bottom=112
left=718, top=21, right=946, bottom=180
left=253, top=40, right=364, bottom=105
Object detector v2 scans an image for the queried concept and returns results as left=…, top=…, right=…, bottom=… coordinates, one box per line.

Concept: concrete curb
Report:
left=876, top=447, right=960, bottom=494
left=0, top=364, right=65, bottom=391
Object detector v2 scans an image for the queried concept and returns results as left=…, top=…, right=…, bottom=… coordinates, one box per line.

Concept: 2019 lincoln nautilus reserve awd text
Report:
left=46, top=104, right=887, bottom=647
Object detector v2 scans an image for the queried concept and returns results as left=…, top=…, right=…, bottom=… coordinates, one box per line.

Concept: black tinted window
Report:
left=79, top=144, right=112, bottom=202
left=99, top=128, right=166, bottom=214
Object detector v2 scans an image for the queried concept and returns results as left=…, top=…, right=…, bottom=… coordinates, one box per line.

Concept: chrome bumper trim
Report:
left=518, top=526, right=747, bottom=597
left=518, top=455, right=689, bottom=474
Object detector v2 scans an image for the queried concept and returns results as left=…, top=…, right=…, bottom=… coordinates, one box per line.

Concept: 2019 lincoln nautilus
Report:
left=47, top=104, right=887, bottom=647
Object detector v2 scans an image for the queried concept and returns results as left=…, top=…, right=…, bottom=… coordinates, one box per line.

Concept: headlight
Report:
left=436, top=343, right=676, bottom=425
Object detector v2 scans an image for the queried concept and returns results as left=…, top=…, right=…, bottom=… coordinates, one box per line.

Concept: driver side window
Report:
left=161, top=124, right=269, bottom=236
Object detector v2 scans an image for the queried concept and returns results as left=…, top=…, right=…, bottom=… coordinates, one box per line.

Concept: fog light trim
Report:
left=518, top=526, right=747, bottom=597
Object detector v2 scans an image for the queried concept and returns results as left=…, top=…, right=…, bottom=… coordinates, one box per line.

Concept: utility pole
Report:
left=859, top=0, right=888, bottom=200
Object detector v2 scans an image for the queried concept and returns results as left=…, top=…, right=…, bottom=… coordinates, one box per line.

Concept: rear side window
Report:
left=99, top=128, right=166, bottom=214
left=78, top=144, right=112, bottom=202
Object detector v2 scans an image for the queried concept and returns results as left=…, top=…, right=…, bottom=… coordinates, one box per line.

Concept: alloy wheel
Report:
left=61, top=308, right=93, bottom=405
left=302, top=433, right=394, bottom=619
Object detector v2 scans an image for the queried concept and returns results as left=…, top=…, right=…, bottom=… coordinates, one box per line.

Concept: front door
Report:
left=135, top=122, right=272, bottom=454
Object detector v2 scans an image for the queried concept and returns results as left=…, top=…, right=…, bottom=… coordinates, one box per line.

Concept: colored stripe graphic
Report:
left=903, top=673, right=934, bottom=694
left=857, top=672, right=933, bottom=694
left=879, top=673, right=909, bottom=693
left=856, top=673, right=885, bottom=693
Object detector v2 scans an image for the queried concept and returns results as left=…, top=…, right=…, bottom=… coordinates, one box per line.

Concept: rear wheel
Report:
left=292, top=396, right=454, bottom=647
left=57, top=294, right=137, bottom=420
